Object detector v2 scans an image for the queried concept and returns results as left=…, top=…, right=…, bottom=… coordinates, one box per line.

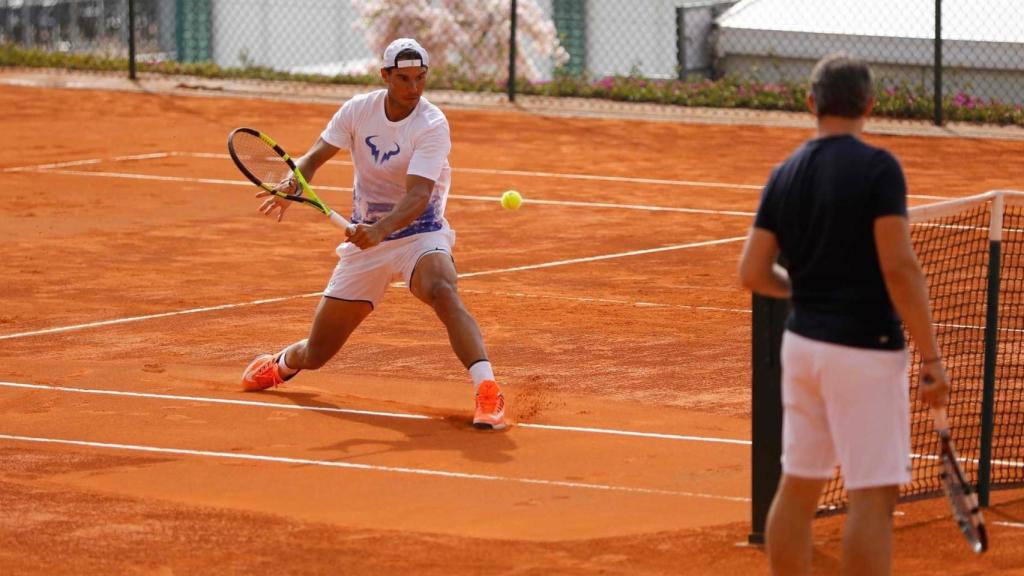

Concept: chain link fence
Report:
left=1, top=0, right=1022, bottom=125
left=1, top=0, right=135, bottom=54
left=713, top=0, right=1023, bottom=124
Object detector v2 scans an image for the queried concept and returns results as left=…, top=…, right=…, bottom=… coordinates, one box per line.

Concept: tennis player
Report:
left=241, top=38, right=505, bottom=430
left=740, top=54, right=949, bottom=575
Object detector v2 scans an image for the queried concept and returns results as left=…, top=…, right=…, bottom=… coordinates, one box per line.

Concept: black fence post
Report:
left=128, top=0, right=137, bottom=80
left=20, top=2, right=31, bottom=46
left=675, top=6, right=686, bottom=81
left=933, top=0, right=942, bottom=126
left=508, top=0, right=518, bottom=102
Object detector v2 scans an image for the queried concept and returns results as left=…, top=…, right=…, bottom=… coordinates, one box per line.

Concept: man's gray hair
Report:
left=810, top=54, right=874, bottom=118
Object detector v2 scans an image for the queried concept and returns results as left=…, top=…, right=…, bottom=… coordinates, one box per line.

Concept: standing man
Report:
left=739, top=54, right=949, bottom=575
left=241, top=38, right=506, bottom=430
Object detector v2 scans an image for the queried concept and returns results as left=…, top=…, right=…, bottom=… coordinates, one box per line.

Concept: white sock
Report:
left=277, top=340, right=306, bottom=376
left=469, top=360, right=494, bottom=391
left=278, top=346, right=302, bottom=378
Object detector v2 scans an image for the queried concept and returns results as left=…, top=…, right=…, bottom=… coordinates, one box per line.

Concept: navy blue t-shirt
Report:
left=754, top=135, right=908, bottom=350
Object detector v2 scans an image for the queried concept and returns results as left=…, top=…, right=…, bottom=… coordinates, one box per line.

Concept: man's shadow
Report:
left=262, top=389, right=516, bottom=465
left=984, top=494, right=1024, bottom=524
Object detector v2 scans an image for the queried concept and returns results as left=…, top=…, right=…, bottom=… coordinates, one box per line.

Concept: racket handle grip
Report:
left=328, top=211, right=355, bottom=236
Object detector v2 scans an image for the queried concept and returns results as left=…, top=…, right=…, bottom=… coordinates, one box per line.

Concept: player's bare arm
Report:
left=347, top=174, right=434, bottom=250
left=874, top=214, right=949, bottom=407
left=739, top=227, right=792, bottom=298
left=257, top=137, right=341, bottom=221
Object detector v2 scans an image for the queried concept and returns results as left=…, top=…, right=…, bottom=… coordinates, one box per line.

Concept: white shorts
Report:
left=324, top=228, right=456, bottom=308
left=780, top=330, right=912, bottom=490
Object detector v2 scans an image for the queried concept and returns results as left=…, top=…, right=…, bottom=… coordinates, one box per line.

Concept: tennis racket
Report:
left=930, top=405, right=988, bottom=553
left=227, top=127, right=353, bottom=234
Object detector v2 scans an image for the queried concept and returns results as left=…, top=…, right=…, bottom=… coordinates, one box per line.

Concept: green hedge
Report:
left=2, top=44, right=1021, bottom=127
left=520, top=74, right=1024, bottom=126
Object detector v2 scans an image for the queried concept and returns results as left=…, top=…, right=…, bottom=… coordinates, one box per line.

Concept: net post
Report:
left=748, top=293, right=787, bottom=544
left=508, top=0, right=518, bottom=103
left=128, top=0, right=138, bottom=80
left=978, top=192, right=1005, bottom=506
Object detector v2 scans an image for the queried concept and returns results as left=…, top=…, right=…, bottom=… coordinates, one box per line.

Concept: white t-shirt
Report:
left=320, top=89, right=452, bottom=240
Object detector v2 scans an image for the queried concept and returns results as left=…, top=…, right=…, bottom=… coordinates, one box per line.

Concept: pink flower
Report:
left=351, top=0, right=566, bottom=82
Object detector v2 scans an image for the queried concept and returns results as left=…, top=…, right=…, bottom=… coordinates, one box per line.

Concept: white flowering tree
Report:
left=351, top=0, right=569, bottom=83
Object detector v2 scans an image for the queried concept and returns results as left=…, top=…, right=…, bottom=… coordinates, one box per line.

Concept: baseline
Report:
left=0, top=433, right=751, bottom=503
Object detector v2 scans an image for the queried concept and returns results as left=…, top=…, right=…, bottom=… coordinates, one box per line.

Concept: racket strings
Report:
left=231, top=133, right=292, bottom=187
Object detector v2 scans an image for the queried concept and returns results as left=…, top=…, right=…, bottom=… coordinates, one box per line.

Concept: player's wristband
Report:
left=922, top=357, right=942, bottom=364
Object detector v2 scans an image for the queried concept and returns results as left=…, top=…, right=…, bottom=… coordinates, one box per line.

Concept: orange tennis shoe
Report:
left=241, top=353, right=285, bottom=391
left=473, top=380, right=506, bottom=430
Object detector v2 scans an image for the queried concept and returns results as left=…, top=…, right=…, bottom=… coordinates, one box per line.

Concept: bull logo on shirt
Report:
left=365, top=135, right=401, bottom=164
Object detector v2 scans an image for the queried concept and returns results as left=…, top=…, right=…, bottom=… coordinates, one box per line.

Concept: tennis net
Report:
left=813, top=190, right=1024, bottom=512
left=747, top=189, right=1024, bottom=527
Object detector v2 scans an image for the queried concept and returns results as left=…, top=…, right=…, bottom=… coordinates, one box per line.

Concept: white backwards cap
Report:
left=382, top=38, right=430, bottom=69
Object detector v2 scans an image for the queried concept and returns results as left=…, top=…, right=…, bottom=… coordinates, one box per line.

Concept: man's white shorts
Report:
left=324, top=228, right=456, bottom=308
left=780, top=330, right=911, bottom=490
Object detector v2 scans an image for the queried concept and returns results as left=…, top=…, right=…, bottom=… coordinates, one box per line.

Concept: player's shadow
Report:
left=261, top=389, right=516, bottom=465
left=987, top=494, right=1024, bottom=523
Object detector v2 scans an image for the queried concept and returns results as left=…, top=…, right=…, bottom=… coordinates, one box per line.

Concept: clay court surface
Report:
left=1, top=73, right=1023, bottom=574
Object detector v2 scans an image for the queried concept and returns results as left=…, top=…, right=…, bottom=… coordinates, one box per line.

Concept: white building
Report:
left=715, top=0, right=1024, bottom=101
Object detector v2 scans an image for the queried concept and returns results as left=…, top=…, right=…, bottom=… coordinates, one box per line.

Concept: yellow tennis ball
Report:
left=501, top=190, right=522, bottom=211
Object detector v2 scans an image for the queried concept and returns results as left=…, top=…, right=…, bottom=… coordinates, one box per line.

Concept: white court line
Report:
left=171, top=152, right=948, bottom=200
left=994, top=521, right=1024, bottom=529
left=909, top=450, right=1024, bottom=469
left=3, top=153, right=169, bottom=173
left=933, top=321, right=1024, bottom=335
left=0, top=237, right=744, bottom=341
left=0, top=381, right=432, bottom=421
left=30, top=167, right=750, bottom=217
left=450, top=194, right=755, bottom=217
left=454, top=166, right=764, bottom=190
left=0, top=293, right=317, bottom=341
left=0, top=381, right=752, bottom=446
left=15, top=150, right=758, bottom=196
left=170, top=152, right=764, bottom=191
left=459, top=236, right=746, bottom=278
left=517, top=423, right=751, bottom=446
left=460, top=289, right=751, bottom=314
left=113, top=152, right=173, bottom=162
left=20, top=168, right=287, bottom=189
left=1, top=152, right=950, bottom=201
left=0, top=434, right=751, bottom=502
left=182, top=152, right=230, bottom=159
left=3, top=157, right=103, bottom=172
left=4, top=154, right=171, bottom=173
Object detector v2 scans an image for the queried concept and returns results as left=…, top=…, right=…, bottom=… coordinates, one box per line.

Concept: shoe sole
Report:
left=473, top=420, right=507, bottom=431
